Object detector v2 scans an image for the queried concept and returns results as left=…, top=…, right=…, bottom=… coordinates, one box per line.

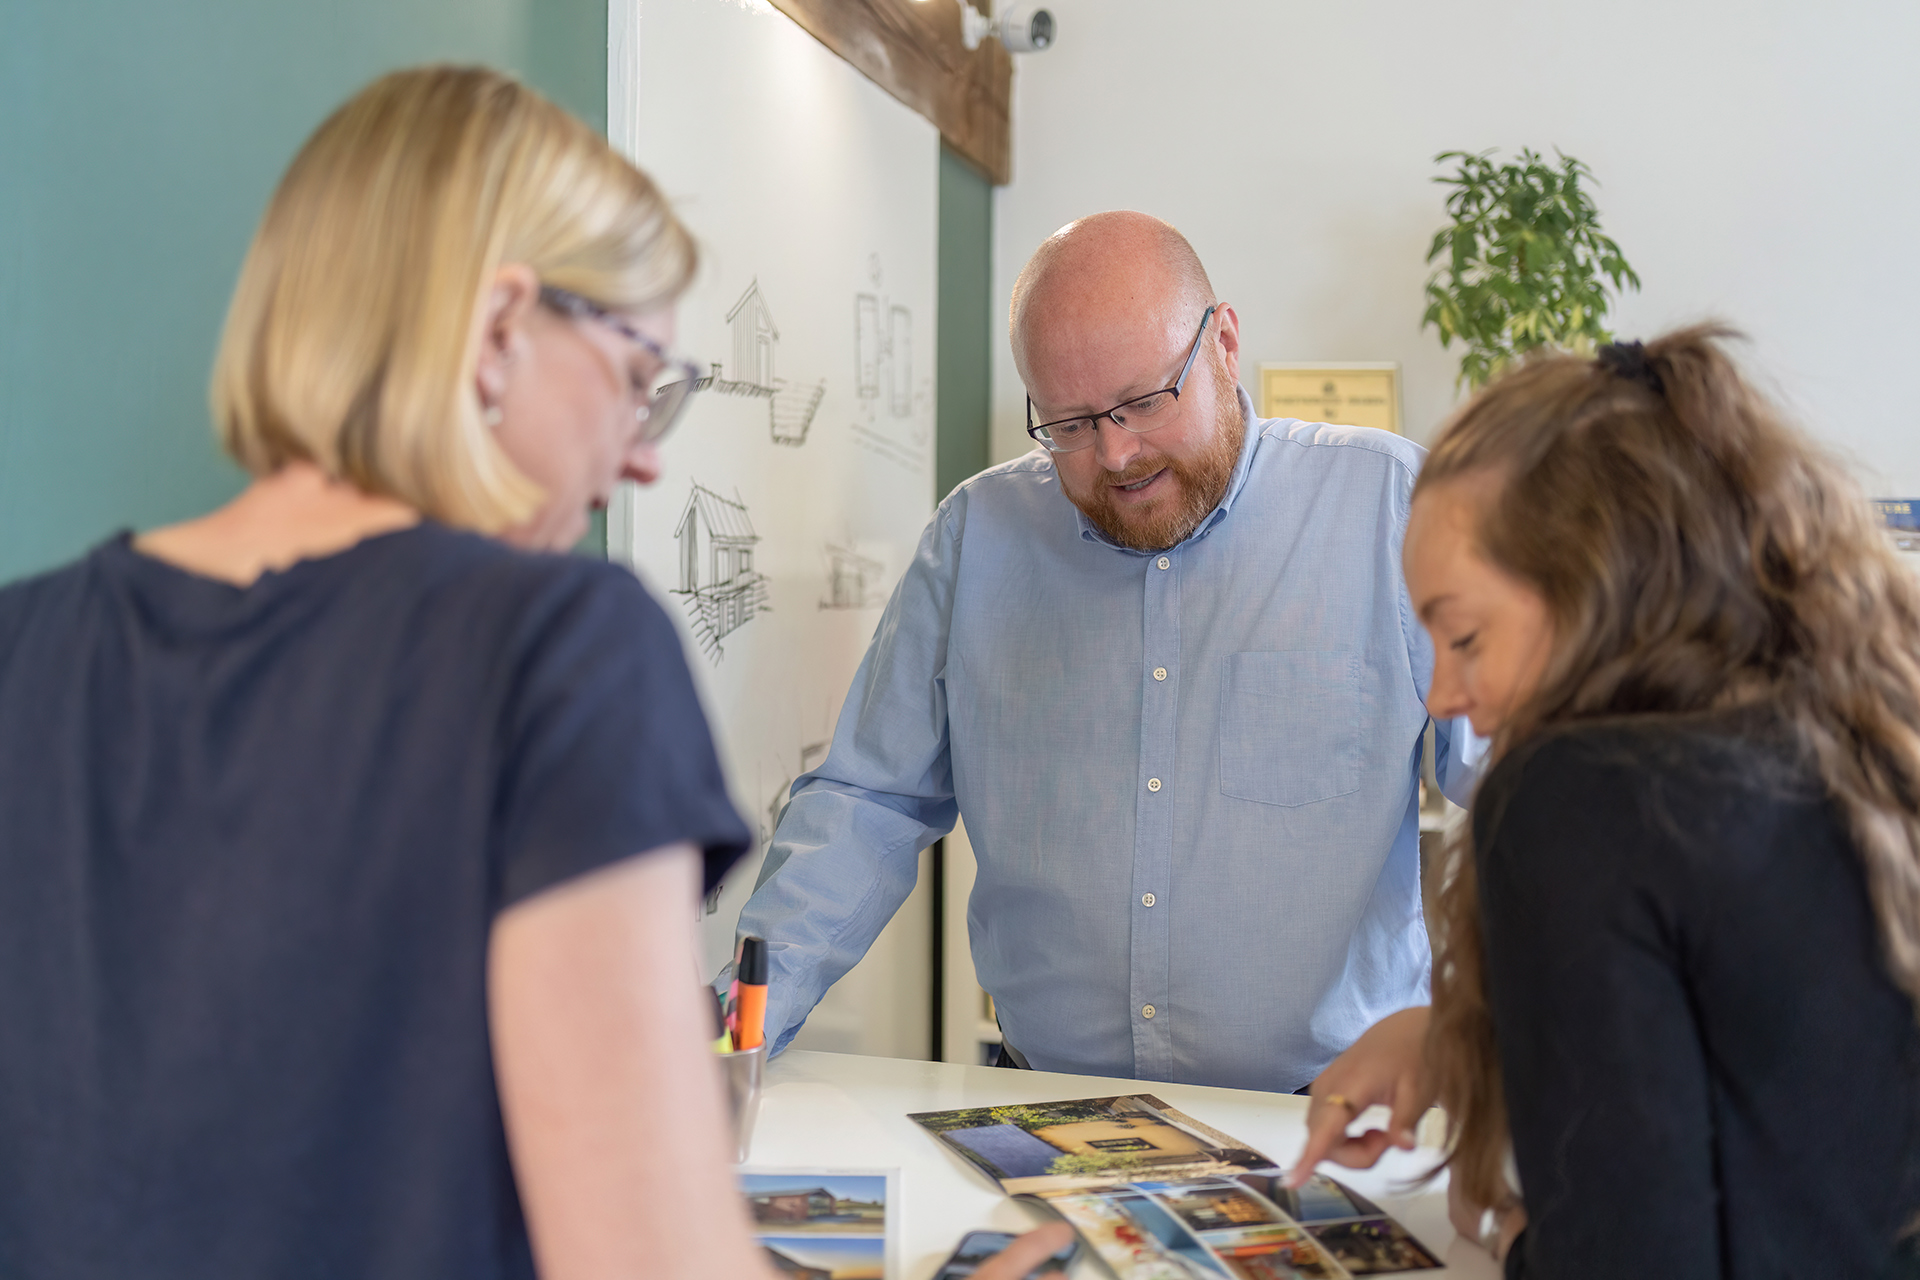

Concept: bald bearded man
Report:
left=731, top=212, right=1477, bottom=1091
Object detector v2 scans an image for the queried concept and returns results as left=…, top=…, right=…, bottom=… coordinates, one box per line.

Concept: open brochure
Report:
left=909, top=1094, right=1441, bottom=1279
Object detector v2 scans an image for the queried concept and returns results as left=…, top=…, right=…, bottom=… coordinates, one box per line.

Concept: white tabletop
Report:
left=744, top=1050, right=1500, bottom=1280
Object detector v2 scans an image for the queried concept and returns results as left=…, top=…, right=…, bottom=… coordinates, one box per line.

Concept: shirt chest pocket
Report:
left=1219, top=650, right=1363, bottom=807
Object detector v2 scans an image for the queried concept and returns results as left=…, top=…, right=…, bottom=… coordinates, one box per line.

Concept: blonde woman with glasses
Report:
left=0, top=67, right=1068, bottom=1280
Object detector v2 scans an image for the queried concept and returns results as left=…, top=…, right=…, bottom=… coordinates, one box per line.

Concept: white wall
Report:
left=990, top=0, right=1920, bottom=494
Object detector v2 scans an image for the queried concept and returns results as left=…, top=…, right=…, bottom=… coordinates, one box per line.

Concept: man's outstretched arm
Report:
left=728, top=498, right=967, bottom=1053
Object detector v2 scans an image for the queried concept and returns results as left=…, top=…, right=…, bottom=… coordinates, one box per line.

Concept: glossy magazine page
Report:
left=907, top=1095, right=1440, bottom=1279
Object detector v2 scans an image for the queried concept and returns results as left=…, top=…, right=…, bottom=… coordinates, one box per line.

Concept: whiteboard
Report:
left=608, top=0, right=939, bottom=1058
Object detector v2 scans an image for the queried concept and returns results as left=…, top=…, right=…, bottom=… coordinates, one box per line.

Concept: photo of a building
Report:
left=911, top=1095, right=1267, bottom=1194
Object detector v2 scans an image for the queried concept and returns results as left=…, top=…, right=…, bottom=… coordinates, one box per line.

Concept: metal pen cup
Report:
left=720, top=1043, right=767, bottom=1163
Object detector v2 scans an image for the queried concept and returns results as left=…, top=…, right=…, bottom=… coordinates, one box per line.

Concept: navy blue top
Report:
left=1480, top=709, right=1920, bottom=1280
left=0, top=524, right=750, bottom=1279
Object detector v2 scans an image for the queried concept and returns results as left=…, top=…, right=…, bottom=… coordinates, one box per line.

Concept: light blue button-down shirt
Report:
left=738, top=387, right=1475, bottom=1091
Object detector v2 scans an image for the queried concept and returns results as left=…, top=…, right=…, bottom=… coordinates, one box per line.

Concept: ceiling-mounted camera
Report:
left=996, top=6, right=1055, bottom=51
left=960, top=3, right=1057, bottom=53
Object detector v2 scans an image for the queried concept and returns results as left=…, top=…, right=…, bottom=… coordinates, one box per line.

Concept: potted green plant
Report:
left=1423, top=148, right=1641, bottom=390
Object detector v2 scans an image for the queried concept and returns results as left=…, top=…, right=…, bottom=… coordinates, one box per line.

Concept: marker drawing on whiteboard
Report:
left=698, top=279, right=825, bottom=446
left=819, top=543, right=887, bottom=611
left=851, top=256, right=930, bottom=473
left=670, top=482, right=772, bottom=664
left=853, top=293, right=913, bottom=419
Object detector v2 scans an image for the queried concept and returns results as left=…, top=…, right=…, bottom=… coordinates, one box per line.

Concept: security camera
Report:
left=960, top=3, right=1056, bottom=53
left=996, top=5, right=1055, bottom=52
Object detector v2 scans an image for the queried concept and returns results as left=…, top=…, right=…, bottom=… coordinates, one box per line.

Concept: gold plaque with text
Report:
left=1259, top=363, right=1402, bottom=435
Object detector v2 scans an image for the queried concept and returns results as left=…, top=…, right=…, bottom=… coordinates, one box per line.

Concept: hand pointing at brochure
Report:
left=1290, top=1006, right=1527, bottom=1264
left=1287, top=1006, right=1432, bottom=1186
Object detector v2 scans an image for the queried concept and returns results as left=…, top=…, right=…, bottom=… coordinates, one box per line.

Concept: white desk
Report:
left=746, top=1050, right=1500, bottom=1280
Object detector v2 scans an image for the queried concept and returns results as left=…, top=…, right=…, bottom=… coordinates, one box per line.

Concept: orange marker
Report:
left=735, top=936, right=768, bottom=1051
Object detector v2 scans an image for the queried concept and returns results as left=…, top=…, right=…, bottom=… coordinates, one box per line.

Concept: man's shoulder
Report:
left=947, top=448, right=1057, bottom=495
left=937, top=449, right=1061, bottom=526
left=1253, top=418, right=1426, bottom=482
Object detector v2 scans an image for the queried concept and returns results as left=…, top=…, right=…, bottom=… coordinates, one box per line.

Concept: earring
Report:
left=482, top=403, right=503, bottom=427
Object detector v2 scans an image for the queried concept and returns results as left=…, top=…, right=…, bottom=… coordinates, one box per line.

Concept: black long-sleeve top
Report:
left=1476, top=708, right=1920, bottom=1279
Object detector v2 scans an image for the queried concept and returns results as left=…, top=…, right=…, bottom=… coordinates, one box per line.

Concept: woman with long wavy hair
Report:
left=1290, top=325, right=1920, bottom=1277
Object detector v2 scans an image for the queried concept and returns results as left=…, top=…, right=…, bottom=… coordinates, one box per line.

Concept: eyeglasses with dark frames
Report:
left=1025, top=305, right=1218, bottom=453
left=539, top=285, right=703, bottom=445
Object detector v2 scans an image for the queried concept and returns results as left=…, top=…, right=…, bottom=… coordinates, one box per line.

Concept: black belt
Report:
left=992, top=1022, right=1032, bottom=1070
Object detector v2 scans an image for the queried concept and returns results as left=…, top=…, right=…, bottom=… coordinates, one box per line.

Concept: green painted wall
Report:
left=0, top=0, right=608, bottom=585
left=936, top=143, right=993, bottom=504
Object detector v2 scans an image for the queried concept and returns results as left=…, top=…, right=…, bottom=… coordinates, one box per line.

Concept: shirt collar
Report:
left=1070, top=384, right=1266, bottom=554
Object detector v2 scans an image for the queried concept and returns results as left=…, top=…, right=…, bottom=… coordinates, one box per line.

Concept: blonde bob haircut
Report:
left=211, top=65, right=697, bottom=532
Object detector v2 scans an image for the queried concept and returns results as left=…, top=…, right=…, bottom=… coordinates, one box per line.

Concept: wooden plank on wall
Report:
left=769, top=0, right=1012, bottom=185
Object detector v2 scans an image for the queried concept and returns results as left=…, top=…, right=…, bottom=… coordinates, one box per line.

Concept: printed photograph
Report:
left=1147, top=1182, right=1283, bottom=1233
left=1109, top=1192, right=1230, bottom=1277
left=910, top=1095, right=1269, bottom=1194
left=1234, top=1170, right=1382, bottom=1224
left=1307, top=1217, right=1442, bottom=1274
left=1046, top=1192, right=1225, bottom=1280
left=740, top=1173, right=888, bottom=1235
left=1209, top=1226, right=1343, bottom=1280
left=760, top=1234, right=886, bottom=1280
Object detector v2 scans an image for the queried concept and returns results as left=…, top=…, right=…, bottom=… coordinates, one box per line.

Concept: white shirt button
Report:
left=1141, top=892, right=1156, bottom=907
left=1153, top=667, right=1167, bottom=682
left=1147, top=777, right=1162, bottom=792
left=1141, top=1004, right=1156, bottom=1019
left=1156, top=556, right=1170, bottom=570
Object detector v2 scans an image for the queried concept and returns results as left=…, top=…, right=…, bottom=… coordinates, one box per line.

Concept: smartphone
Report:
left=933, top=1229, right=1078, bottom=1279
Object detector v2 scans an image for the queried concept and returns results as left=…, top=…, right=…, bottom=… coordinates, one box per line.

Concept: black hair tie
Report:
left=1596, top=339, right=1666, bottom=396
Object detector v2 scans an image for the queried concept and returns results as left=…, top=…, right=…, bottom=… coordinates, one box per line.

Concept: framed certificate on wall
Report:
left=1259, top=363, right=1402, bottom=434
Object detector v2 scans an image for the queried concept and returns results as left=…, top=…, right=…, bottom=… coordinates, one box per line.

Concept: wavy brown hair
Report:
left=1418, top=324, right=1920, bottom=1208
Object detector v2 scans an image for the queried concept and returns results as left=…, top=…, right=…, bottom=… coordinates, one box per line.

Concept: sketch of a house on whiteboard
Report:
left=854, top=293, right=913, bottom=418
left=699, top=280, right=826, bottom=447
left=855, top=295, right=880, bottom=398
left=728, top=280, right=778, bottom=390
left=820, top=542, right=887, bottom=610
left=887, top=306, right=911, bottom=417
left=672, top=483, right=772, bottom=663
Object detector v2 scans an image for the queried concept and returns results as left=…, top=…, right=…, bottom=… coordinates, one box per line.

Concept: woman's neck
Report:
left=134, top=461, right=422, bottom=586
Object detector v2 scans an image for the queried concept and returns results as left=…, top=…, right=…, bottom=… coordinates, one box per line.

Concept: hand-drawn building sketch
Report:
left=820, top=542, right=887, bottom=610
left=888, top=305, right=912, bottom=417
left=672, top=483, right=772, bottom=663
left=699, top=280, right=827, bottom=447
left=855, top=294, right=881, bottom=399
left=728, top=280, right=778, bottom=390
left=854, top=288, right=914, bottom=420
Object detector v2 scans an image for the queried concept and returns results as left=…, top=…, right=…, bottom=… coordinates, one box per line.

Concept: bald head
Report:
left=1009, top=211, right=1215, bottom=382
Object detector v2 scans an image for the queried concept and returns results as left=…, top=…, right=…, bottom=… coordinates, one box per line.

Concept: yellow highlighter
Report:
left=710, top=987, right=731, bottom=1054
